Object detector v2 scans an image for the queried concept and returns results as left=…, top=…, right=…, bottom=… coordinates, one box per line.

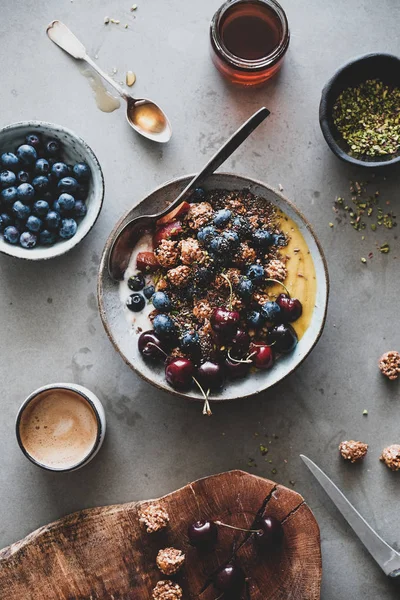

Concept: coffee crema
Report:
left=19, top=389, right=98, bottom=470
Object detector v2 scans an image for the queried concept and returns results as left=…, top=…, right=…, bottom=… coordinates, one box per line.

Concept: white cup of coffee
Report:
left=16, top=383, right=106, bottom=472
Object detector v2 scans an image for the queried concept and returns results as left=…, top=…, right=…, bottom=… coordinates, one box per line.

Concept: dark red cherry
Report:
left=213, top=563, right=245, bottom=594
left=225, top=356, right=251, bottom=379
left=268, top=324, right=298, bottom=354
left=254, top=515, right=284, bottom=550
left=276, top=293, right=303, bottom=322
left=187, top=520, right=218, bottom=548
left=250, top=342, right=275, bottom=370
left=165, top=357, right=194, bottom=390
left=210, top=307, right=240, bottom=339
left=197, top=361, right=225, bottom=391
left=138, top=330, right=165, bottom=360
left=230, top=328, right=251, bottom=358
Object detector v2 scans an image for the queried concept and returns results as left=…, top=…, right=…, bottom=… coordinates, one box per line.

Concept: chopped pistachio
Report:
left=363, top=409, right=368, bottom=416
left=361, top=257, right=367, bottom=264
left=380, top=243, right=390, bottom=254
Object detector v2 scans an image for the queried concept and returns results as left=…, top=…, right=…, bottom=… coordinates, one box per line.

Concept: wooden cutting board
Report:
left=0, top=470, right=321, bottom=599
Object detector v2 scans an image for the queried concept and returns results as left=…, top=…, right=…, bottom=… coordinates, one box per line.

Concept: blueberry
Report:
left=1, top=186, right=18, bottom=208
left=3, top=225, right=19, bottom=244
left=25, top=133, right=42, bottom=149
left=273, top=233, right=286, bottom=246
left=209, top=235, right=230, bottom=255
left=58, top=193, right=75, bottom=213
left=0, top=170, right=17, bottom=189
left=17, top=183, right=35, bottom=204
left=197, top=225, right=216, bottom=244
left=59, top=218, right=78, bottom=239
left=261, top=301, right=281, bottom=322
left=191, top=187, right=206, bottom=201
left=152, top=291, right=172, bottom=312
left=73, top=200, right=87, bottom=218
left=45, top=139, right=61, bottom=157
left=194, top=265, right=214, bottom=287
left=58, top=176, right=78, bottom=194
left=182, top=282, right=197, bottom=300
left=180, top=331, right=200, bottom=353
left=1, top=152, right=19, bottom=171
left=153, top=313, right=177, bottom=339
left=143, top=285, right=155, bottom=299
left=32, top=175, right=50, bottom=194
left=33, top=200, right=50, bottom=217
left=19, top=231, right=37, bottom=249
left=75, top=183, right=89, bottom=200
left=17, top=170, right=31, bottom=184
left=0, top=213, right=13, bottom=231
left=16, top=144, right=37, bottom=166
left=222, top=230, right=240, bottom=248
left=127, top=273, right=145, bottom=291
left=213, top=209, right=231, bottom=228
left=45, top=210, right=61, bottom=231
left=236, top=277, right=254, bottom=301
left=39, top=229, right=58, bottom=245
left=246, top=264, right=264, bottom=284
left=51, top=162, right=69, bottom=179
left=232, top=216, right=251, bottom=235
left=12, top=201, right=31, bottom=221
left=246, top=310, right=265, bottom=329
left=73, top=162, right=90, bottom=181
left=252, top=228, right=274, bottom=248
left=126, top=293, right=145, bottom=312
left=26, top=215, right=42, bottom=233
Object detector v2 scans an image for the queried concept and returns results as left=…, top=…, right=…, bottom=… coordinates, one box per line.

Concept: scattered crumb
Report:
left=339, top=440, right=368, bottom=463
left=362, top=410, right=368, bottom=416
left=361, top=257, right=367, bottom=264
left=278, top=183, right=284, bottom=191
left=131, top=3, right=138, bottom=10
left=380, top=445, right=400, bottom=471
left=379, top=350, right=400, bottom=380
left=104, top=16, right=110, bottom=24
left=329, top=222, right=334, bottom=228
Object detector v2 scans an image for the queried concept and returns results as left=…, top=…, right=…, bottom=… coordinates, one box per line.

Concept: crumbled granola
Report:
left=156, top=278, right=169, bottom=291
left=167, top=265, right=191, bottom=287
left=155, top=239, right=180, bottom=268
left=138, top=503, right=169, bottom=533
left=193, top=300, right=213, bottom=321
left=380, top=445, right=400, bottom=471
left=378, top=351, right=400, bottom=380
left=186, top=202, right=213, bottom=229
left=156, top=547, right=185, bottom=575
left=180, top=238, right=206, bottom=265
left=232, top=242, right=257, bottom=267
left=265, top=258, right=287, bottom=281
left=152, top=580, right=183, bottom=600
left=339, top=440, right=368, bottom=463
left=214, top=268, right=241, bottom=290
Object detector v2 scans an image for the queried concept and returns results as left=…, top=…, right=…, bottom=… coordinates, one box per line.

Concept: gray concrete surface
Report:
left=0, top=0, right=400, bottom=597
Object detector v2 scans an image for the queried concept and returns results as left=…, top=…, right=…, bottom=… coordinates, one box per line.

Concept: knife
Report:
left=300, top=454, right=400, bottom=578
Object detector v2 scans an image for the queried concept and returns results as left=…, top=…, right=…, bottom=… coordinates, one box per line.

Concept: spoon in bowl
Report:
left=47, top=20, right=172, bottom=143
left=108, top=107, right=270, bottom=280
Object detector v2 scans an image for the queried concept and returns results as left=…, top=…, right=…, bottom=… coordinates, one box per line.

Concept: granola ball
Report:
left=265, top=258, right=287, bottom=282
left=339, top=440, right=368, bottom=463
left=155, top=239, right=180, bottom=268
left=186, top=201, right=213, bottom=229
left=180, top=238, right=206, bottom=265
left=152, top=580, right=183, bottom=600
left=156, top=547, right=185, bottom=575
left=167, top=265, right=191, bottom=287
left=380, top=444, right=400, bottom=471
left=378, top=351, right=400, bottom=381
left=138, top=503, right=169, bottom=533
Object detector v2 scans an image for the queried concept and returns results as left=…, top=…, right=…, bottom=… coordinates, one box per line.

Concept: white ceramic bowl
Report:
left=0, top=121, right=104, bottom=260
left=98, top=173, right=329, bottom=402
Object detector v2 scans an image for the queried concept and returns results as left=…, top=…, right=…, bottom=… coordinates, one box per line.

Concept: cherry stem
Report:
left=264, top=278, right=291, bottom=297
left=222, top=272, right=233, bottom=311
left=192, top=377, right=212, bottom=416
left=227, top=349, right=254, bottom=364
left=148, top=342, right=168, bottom=357
left=215, top=521, right=262, bottom=534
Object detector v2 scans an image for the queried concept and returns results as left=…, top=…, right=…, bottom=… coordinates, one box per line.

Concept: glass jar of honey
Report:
left=210, top=0, right=290, bottom=86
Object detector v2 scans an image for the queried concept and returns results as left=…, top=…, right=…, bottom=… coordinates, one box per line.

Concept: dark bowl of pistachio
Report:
left=319, top=53, right=400, bottom=168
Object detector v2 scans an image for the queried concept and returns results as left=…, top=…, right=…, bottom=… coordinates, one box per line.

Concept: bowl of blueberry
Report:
left=0, top=121, right=104, bottom=260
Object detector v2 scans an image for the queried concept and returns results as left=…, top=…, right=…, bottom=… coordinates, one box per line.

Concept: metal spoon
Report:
left=108, top=107, right=270, bottom=280
left=46, top=20, right=172, bottom=143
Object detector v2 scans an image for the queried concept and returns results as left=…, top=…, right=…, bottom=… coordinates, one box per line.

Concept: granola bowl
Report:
left=98, top=173, right=329, bottom=402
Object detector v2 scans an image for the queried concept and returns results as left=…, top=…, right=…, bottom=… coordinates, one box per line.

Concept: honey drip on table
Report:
left=81, top=68, right=121, bottom=113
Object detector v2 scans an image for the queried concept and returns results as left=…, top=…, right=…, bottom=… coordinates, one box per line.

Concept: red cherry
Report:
left=165, top=357, right=194, bottom=390
left=136, top=251, right=160, bottom=273
left=254, top=515, right=284, bottom=550
left=187, top=520, right=218, bottom=548
left=210, top=307, right=240, bottom=339
left=197, top=361, right=225, bottom=391
left=268, top=324, right=298, bottom=354
left=230, top=328, right=251, bottom=358
left=225, top=356, right=251, bottom=379
left=138, top=330, right=166, bottom=360
left=213, top=563, right=245, bottom=594
left=250, top=342, right=275, bottom=370
left=276, top=293, right=303, bottom=322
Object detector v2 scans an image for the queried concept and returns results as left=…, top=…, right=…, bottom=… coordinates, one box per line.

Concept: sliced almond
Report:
left=126, top=71, right=136, bottom=86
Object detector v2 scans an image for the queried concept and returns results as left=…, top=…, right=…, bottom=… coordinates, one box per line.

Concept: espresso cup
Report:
left=16, top=383, right=106, bottom=472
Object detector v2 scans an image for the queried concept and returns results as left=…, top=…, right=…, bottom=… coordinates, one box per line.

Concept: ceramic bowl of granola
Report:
left=98, top=173, right=329, bottom=403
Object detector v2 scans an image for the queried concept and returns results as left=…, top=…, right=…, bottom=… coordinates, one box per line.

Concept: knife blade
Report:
left=300, top=454, right=400, bottom=578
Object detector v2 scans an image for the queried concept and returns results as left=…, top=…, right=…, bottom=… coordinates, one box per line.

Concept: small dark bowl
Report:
left=319, top=53, right=400, bottom=168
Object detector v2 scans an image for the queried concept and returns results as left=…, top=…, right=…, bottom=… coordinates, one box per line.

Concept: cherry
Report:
left=250, top=342, right=275, bottom=370
left=197, top=361, right=225, bottom=391
left=213, top=563, right=245, bottom=595
left=210, top=307, right=240, bottom=339
left=268, top=324, right=298, bottom=354
left=276, top=293, right=303, bottom=322
left=138, top=330, right=166, bottom=361
left=230, top=328, right=251, bottom=358
left=254, top=515, right=284, bottom=550
left=187, top=520, right=218, bottom=548
left=165, top=357, right=194, bottom=391
left=225, top=355, right=251, bottom=379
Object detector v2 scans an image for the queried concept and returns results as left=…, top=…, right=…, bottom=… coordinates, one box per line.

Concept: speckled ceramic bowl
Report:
left=98, top=173, right=329, bottom=402
left=0, top=121, right=104, bottom=260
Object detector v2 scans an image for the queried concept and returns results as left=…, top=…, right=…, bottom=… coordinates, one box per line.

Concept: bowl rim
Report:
left=319, top=52, right=400, bottom=168
left=0, top=120, right=105, bottom=261
left=97, top=172, right=330, bottom=402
